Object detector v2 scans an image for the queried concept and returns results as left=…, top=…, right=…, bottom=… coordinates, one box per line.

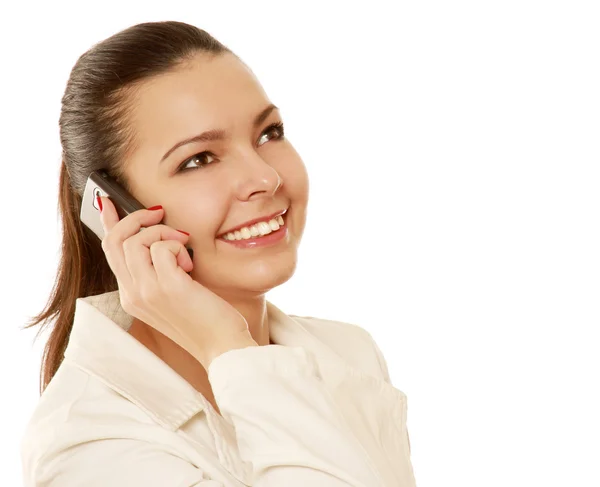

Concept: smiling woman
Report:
left=20, top=20, right=416, bottom=487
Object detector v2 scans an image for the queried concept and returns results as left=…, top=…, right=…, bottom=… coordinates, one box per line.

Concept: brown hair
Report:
left=22, top=21, right=233, bottom=394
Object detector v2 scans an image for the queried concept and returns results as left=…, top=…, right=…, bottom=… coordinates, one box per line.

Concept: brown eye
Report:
left=258, top=122, right=285, bottom=146
left=176, top=152, right=216, bottom=173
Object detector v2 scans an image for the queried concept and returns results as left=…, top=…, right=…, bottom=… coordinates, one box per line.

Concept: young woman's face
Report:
left=123, top=52, right=309, bottom=298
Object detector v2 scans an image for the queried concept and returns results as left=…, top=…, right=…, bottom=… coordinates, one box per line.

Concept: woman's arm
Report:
left=206, top=344, right=386, bottom=486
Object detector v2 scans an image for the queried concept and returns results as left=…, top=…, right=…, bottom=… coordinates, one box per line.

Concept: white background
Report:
left=1, top=1, right=599, bottom=486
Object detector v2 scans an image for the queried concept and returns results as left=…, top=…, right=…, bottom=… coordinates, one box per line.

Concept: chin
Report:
left=241, top=257, right=298, bottom=294
left=226, top=259, right=296, bottom=294
left=195, top=252, right=298, bottom=297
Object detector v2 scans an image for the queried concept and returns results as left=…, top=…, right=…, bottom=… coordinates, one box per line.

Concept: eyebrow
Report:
left=160, top=103, right=279, bottom=164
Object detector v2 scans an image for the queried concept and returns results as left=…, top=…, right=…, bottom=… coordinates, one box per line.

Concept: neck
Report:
left=127, top=293, right=271, bottom=416
left=129, top=293, right=272, bottom=356
left=221, top=293, right=271, bottom=346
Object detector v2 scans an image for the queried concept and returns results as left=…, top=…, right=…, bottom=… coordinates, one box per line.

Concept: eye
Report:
left=258, top=121, right=285, bottom=146
left=176, top=152, right=217, bottom=173
left=175, top=121, right=285, bottom=174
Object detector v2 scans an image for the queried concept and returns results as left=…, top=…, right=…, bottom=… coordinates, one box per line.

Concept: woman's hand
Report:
left=97, top=195, right=258, bottom=369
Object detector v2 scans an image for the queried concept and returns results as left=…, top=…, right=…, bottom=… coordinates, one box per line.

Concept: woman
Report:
left=21, top=20, right=416, bottom=486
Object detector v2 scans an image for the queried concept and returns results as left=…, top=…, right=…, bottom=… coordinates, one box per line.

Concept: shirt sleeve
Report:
left=362, top=329, right=413, bottom=457
left=206, top=344, right=387, bottom=486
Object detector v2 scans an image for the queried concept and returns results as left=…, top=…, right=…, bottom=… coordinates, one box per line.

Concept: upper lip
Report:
left=217, top=208, right=288, bottom=237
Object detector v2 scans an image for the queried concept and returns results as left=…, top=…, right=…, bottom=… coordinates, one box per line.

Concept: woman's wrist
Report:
left=196, top=332, right=259, bottom=369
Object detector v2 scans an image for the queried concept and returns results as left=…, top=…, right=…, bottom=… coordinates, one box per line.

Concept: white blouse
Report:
left=21, top=291, right=416, bottom=486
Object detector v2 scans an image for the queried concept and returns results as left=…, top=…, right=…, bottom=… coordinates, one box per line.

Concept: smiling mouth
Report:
left=216, top=207, right=288, bottom=238
left=217, top=212, right=287, bottom=241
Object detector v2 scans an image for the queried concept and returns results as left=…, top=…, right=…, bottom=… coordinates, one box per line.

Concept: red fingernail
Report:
left=96, top=194, right=103, bottom=212
left=177, top=229, right=190, bottom=236
left=148, top=205, right=163, bottom=211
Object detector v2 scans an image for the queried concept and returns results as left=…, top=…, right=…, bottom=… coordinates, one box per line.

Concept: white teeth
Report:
left=257, top=222, right=270, bottom=235
left=223, top=214, right=286, bottom=241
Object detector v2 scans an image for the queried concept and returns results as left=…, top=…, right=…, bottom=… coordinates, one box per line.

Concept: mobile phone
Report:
left=80, top=169, right=194, bottom=263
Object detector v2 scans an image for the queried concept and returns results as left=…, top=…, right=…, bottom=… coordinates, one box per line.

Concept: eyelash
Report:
left=175, top=121, right=286, bottom=174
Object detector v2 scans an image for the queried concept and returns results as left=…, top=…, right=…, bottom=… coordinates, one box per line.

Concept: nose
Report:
left=233, top=151, right=283, bottom=201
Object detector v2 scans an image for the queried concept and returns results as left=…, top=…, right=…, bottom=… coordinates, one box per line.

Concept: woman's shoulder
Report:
left=20, top=361, right=170, bottom=484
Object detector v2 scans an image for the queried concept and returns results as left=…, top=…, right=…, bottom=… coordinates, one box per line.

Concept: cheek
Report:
left=175, top=189, right=227, bottom=240
left=279, top=153, right=309, bottom=203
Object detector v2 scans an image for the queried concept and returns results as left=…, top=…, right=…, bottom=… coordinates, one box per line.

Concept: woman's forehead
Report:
left=132, top=54, right=268, bottom=131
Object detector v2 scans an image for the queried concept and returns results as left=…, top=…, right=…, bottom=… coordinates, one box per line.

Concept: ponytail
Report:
left=22, top=161, right=117, bottom=394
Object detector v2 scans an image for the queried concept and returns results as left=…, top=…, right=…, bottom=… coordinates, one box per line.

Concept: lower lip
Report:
left=217, top=222, right=288, bottom=249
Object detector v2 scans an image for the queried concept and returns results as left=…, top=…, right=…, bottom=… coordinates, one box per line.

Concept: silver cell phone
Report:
left=80, top=169, right=145, bottom=240
left=80, top=169, right=193, bottom=262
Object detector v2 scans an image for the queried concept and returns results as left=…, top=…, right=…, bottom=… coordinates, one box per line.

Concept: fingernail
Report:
left=177, top=229, right=190, bottom=236
left=96, top=194, right=103, bottom=212
left=148, top=205, right=163, bottom=211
